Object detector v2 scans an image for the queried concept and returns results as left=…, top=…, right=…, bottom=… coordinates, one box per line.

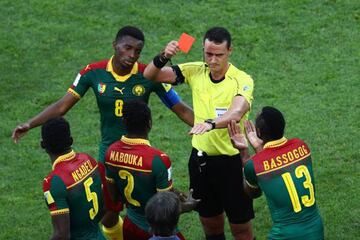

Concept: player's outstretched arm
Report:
left=143, top=41, right=179, bottom=84
left=50, top=214, right=70, bottom=240
left=189, top=95, right=249, bottom=135
left=12, top=93, right=78, bottom=143
left=171, top=101, right=194, bottom=127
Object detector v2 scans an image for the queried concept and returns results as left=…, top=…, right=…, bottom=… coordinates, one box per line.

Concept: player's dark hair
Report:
left=123, top=100, right=151, bottom=135
left=115, top=26, right=145, bottom=43
left=255, top=106, right=286, bottom=141
left=203, top=27, right=231, bottom=48
left=41, top=117, right=72, bottom=154
left=145, top=191, right=180, bottom=236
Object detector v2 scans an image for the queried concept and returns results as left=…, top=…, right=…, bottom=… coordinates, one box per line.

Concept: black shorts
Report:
left=188, top=148, right=254, bottom=224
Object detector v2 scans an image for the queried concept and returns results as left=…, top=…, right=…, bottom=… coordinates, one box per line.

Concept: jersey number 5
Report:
left=84, top=177, right=99, bottom=219
left=281, top=165, right=315, bottom=213
left=119, top=170, right=140, bottom=207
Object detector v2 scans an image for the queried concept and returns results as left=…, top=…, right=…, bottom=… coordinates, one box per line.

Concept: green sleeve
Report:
left=152, top=156, right=172, bottom=191
left=72, top=72, right=92, bottom=97
left=50, top=175, right=69, bottom=210
left=244, top=160, right=259, bottom=188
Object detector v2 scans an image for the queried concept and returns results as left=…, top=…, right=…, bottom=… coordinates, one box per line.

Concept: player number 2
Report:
left=84, top=177, right=99, bottom=220
left=119, top=170, right=140, bottom=207
left=115, top=99, right=124, bottom=117
left=281, top=165, right=315, bottom=213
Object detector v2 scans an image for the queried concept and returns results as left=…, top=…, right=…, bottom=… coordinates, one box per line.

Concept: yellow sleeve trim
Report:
left=67, top=88, right=81, bottom=99
left=50, top=208, right=70, bottom=216
left=157, top=184, right=173, bottom=192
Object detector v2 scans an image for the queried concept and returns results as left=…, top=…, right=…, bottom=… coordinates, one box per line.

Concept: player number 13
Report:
left=281, top=165, right=315, bottom=213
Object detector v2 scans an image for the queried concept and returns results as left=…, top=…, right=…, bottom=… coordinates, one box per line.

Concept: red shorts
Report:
left=123, top=216, right=185, bottom=240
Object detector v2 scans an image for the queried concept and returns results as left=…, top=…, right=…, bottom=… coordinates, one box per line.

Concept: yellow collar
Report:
left=263, top=137, right=288, bottom=149
left=106, top=56, right=138, bottom=82
left=52, top=150, right=76, bottom=170
left=121, top=136, right=151, bottom=146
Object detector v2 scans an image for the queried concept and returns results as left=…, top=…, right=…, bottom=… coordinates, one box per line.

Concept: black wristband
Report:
left=204, top=119, right=216, bottom=130
left=153, top=53, right=169, bottom=68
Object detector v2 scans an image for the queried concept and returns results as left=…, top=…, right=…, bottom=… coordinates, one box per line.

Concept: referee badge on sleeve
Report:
left=243, top=85, right=251, bottom=91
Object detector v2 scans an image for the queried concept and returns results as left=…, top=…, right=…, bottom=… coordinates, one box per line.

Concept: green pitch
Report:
left=1, top=0, right=359, bottom=239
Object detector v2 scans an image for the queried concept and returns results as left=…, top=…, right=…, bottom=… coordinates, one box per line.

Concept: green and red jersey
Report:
left=105, top=136, right=173, bottom=232
left=244, top=138, right=324, bottom=240
left=43, top=150, right=105, bottom=240
left=68, top=57, right=181, bottom=162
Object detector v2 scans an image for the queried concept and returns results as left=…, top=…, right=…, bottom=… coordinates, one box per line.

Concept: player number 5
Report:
left=84, top=177, right=99, bottom=219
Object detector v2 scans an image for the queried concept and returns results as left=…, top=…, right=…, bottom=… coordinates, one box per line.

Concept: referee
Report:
left=144, top=27, right=255, bottom=240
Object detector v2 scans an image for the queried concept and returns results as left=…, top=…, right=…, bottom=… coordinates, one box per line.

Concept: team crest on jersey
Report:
left=132, top=84, right=145, bottom=96
left=98, top=83, right=106, bottom=94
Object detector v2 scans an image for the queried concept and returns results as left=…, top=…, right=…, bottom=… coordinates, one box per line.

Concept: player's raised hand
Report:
left=244, top=120, right=263, bottom=151
left=188, top=122, right=212, bottom=135
left=180, top=189, right=201, bottom=213
left=12, top=123, right=30, bottom=143
left=164, top=40, right=180, bottom=59
left=228, top=120, right=248, bottom=150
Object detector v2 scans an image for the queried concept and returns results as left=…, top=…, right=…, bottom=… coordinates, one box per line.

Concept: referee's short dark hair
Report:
left=145, top=191, right=180, bottom=236
left=204, top=27, right=231, bottom=48
left=256, top=106, right=286, bottom=141
left=123, top=100, right=151, bottom=135
left=41, top=117, right=72, bottom=154
left=115, top=26, right=145, bottom=43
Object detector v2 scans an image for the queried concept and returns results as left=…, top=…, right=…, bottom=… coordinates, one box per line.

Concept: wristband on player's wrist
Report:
left=204, top=119, right=216, bottom=131
left=153, top=52, right=169, bottom=68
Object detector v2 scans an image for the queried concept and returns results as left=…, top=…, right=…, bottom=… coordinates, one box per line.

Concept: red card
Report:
left=178, top=33, right=195, bottom=53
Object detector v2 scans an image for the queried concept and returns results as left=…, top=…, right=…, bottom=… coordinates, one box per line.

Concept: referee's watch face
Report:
left=113, top=36, right=144, bottom=70
left=203, top=39, right=232, bottom=75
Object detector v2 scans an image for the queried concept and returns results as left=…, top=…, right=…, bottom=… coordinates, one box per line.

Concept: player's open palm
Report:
left=244, top=120, right=263, bottom=150
left=12, top=123, right=30, bottom=143
left=228, top=120, right=248, bottom=150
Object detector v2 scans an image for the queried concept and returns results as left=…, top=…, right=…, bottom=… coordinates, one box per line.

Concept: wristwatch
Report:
left=204, top=119, right=216, bottom=130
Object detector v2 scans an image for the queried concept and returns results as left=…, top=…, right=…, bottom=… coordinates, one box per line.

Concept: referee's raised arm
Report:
left=143, top=40, right=178, bottom=84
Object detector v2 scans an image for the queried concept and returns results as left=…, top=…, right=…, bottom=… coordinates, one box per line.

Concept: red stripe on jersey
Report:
left=79, top=59, right=108, bottom=75
left=252, top=138, right=311, bottom=175
left=105, top=141, right=171, bottom=171
left=44, top=153, right=99, bottom=189
left=137, top=62, right=147, bottom=73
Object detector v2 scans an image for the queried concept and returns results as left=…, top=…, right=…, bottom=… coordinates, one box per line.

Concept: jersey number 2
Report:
left=119, top=170, right=140, bottom=207
left=281, top=165, right=315, bottom=213
left=84, top=177, right=99, bottom=219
